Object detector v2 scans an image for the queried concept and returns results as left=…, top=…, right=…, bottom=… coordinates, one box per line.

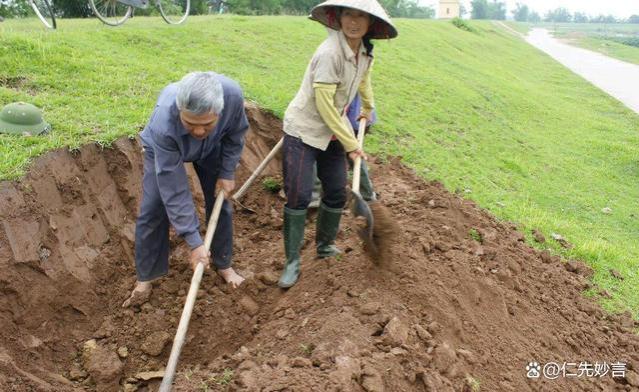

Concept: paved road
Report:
left=526, top=28, right=639, bottom=115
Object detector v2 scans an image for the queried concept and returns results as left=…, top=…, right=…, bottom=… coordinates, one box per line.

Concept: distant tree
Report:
left=512, top=2, right=528, bottom=22
left=589, top=14, right=617, bottom=24
left=0, top=0, right=11, bottom=18
left=326, top=0, right=427, bottom=18
left=459, top=4, right=467, bottom=18
left=189, top=0, right=208, bottom=15
left=629, top=15, right=639, bottom=24
left=544, top=7, right=571, bottom=23
left=527, top=11, right=540, bottom=23
left=226, top=0, right=282, bottom=15
left=378, top=0, right=399, bottom=16
left=52, top=0, right=93, bottom=17
left=572, top=12, right=588, bottom=23
left=470, top=0, right=487, bottom=19
left=281, top=0, right=316, bottom=14
left=471, top=0, right=504, bottom=20
left=487, top=0, right=505, bottom=20
left=0, top=0, right=31, bottom=18
left=377, top=0, right=432, bottom=18
left=405, top=2, right=435, bottom=19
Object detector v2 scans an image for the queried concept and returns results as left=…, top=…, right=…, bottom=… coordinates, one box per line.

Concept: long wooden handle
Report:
left=159, top=191, right=226, bottom=392
left=232, top=137, right=284, bottom=201
left=351, top=119, right=367, bottom=194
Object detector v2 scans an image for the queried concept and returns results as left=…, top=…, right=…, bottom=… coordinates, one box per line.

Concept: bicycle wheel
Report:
left=29, top=0, right=56, bottom=29
left=157, top=0, right=190, bottom=25
left=89, top=0, right=132, bottom=26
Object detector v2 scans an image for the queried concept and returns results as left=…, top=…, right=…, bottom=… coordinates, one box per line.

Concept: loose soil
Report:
left=1, top=104, right=638, bottom=392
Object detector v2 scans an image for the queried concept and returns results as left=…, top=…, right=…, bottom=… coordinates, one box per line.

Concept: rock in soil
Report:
left=82, top=340, right=123, bottom=392
left=134, top=370, right=165, bottom=381
left=141, top=331, right=171, bottom=356
left=382, top=317, right=409, bottom=347
left=532, top=229, right=545, bottom=243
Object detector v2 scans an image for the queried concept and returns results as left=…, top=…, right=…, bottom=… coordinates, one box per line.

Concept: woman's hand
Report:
left=348, top=148, right=368, bottom=162
left=357, top=112, right=372, bottom=124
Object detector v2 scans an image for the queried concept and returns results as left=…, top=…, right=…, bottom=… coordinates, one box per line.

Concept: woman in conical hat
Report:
left=278, top=0, right=397, bottom=289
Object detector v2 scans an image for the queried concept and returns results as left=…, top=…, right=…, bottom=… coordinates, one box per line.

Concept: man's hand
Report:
left=190, top=245, right=210, bottom=272
left=216, top=178, right=235, bottom=199
left=348, top=148, right=368, bottom=162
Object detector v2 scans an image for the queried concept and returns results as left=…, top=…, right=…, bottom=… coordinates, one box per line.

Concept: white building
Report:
left=438, top=0, right=460, bottom=19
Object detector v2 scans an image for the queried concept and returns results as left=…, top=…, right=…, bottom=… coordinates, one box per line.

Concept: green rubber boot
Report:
left=316, top=203, right=343, bottom=259
left=278, top=207, right=307, bottom=288
left=359, top=161, right=377, bottom=202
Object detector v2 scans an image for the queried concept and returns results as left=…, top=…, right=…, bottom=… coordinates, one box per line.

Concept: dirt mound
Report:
left=1, top=104, right=638, bottom=392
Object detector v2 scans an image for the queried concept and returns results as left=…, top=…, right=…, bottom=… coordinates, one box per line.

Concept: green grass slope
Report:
left=1, top=16, right=638, bottom=315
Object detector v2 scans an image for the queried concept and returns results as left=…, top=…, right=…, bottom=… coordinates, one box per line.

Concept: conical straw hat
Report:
left=310, top=0, right=398, bottom=39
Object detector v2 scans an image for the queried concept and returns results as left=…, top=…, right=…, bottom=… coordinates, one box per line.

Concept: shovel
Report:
left=159, top=190, right=226, bottom=392
left=232, top=137, right=284, bottom=212
left=350, top=118, right=376, bottom=255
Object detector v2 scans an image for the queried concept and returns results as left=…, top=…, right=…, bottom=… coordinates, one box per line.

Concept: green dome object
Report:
left=0, top=102, right=51, bottom=136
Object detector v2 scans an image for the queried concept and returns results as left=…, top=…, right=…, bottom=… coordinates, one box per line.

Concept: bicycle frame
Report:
left=118, top=0, right=150, bottom=9
left=90, top=0, right=190, bottom=26
left=27, top=0, right=56, bottom=29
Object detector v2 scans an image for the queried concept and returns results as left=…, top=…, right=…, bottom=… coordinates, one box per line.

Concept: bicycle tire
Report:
left=89, top=0, right=132, bottom=26
left=29, top=0, right=56, bottom=29
left=157, top=0, right=190, bottom=25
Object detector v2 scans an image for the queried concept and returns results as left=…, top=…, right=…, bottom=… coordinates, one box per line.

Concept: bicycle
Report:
left=28, top=0, right=56, bottom=29
left=89, top=0, right=190, bottom=26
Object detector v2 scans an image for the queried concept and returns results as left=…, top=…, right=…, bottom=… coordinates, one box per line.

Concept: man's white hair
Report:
left=176, top=72, right=224, bottom=115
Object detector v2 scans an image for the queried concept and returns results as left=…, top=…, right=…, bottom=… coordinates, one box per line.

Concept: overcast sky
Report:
left=421, top=0, right=638, bottom=19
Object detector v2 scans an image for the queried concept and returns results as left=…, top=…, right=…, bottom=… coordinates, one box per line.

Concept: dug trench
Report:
left=1, top=104, right=639, bottom=392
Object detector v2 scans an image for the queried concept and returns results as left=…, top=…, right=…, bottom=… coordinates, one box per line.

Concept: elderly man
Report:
left=123, top=71, right=248, bottom=308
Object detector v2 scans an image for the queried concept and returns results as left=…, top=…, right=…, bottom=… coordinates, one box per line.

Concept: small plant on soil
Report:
left=465, top=374, right=481, bottom=391
left=469, top=228, right=483, bottom=243
left=262, top=177, right=282, bottom=193
left=96, top=140, right=111, bottom=149
left=375, top=153, right=389, bottom=164
left=217, top=368, right=234, bottom=385
left=300, top=342, right=316, bottom=356
left=199, top=376, right=217, bottom=391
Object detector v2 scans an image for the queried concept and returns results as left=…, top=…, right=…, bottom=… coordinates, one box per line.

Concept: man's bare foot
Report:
left=217, top=267, right=245, bottom=288
left=122, top=281, right=152, bottom=308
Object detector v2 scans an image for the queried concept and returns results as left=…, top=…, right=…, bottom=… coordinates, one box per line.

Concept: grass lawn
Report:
left=1, top=16, right=639, bottom=316
left=541, top=22, right=639, bottom=64
left=541, top=22, right=639, bottom=36
left=560, top=36, right=639, bottom=65
left=504, top=21, right=531, bottom=34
